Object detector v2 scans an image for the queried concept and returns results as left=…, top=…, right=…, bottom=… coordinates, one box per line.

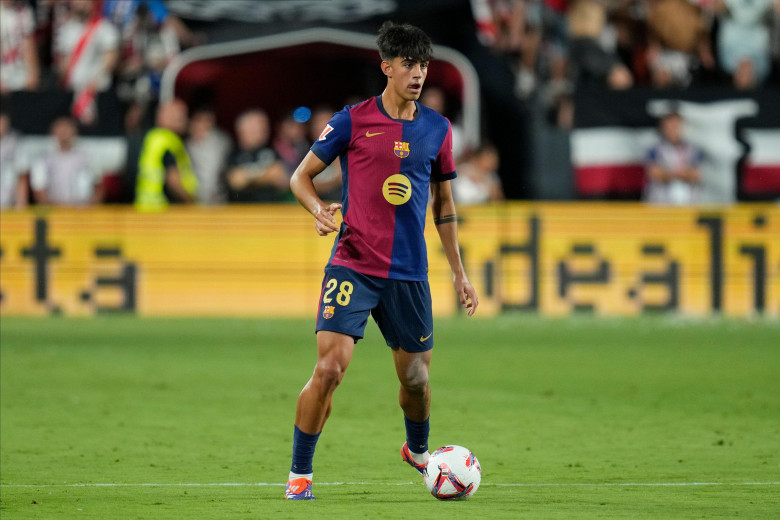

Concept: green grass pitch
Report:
left=1, top=315, right=778, bottom=519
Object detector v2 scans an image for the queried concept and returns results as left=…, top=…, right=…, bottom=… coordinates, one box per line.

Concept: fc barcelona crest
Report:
left=322, top=305, right=335, bottom=319
left=394, top=141, right=410, bottom=159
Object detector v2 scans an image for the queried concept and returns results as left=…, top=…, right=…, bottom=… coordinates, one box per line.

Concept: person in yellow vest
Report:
left=135, top=98, right=199, bottom=210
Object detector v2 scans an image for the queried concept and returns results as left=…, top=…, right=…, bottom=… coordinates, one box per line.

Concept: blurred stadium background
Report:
left=0, top=0, right=778, bottom=317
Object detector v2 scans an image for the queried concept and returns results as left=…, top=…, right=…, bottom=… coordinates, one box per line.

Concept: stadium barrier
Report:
left=0, top=203, right=777, bottom=317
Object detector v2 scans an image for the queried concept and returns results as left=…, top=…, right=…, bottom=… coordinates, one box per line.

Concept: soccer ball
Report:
left=423, top=445, right=481, bottom=500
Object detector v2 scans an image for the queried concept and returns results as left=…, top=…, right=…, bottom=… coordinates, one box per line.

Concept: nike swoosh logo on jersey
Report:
left=365, top=131, right=384, bottom=138
left=420, top=333, right=432, bottom=342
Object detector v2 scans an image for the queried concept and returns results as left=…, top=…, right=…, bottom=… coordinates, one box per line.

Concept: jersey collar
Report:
left=375, top=96, right=420, bottom=124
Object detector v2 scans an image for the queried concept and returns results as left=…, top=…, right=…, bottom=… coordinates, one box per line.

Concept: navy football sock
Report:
left=404, top=415, right=429, bottom=454
left=290, top=425, right=321, bottom=475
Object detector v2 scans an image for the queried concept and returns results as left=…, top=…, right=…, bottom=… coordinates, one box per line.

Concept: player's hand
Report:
left=454, top=275, right=478, bottom=316
left=313, top=202, right=342, bottom=236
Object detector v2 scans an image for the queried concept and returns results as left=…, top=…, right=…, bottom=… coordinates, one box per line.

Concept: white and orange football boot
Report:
left=401, top=442, right=429, bottom=475
left=284, top=477, right=315, bottom=500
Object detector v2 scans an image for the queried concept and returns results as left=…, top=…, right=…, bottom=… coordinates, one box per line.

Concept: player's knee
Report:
left=314, top=358, right=345, bottom=394
left=401, top=364, right=429, bottom=393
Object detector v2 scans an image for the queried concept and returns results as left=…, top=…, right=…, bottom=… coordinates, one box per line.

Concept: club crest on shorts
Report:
left=394, top=141, right=410, bottom=158
left=322, top=305, right=335, bottom=319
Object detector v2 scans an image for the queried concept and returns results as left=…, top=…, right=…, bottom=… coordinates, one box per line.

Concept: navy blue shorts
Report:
left=315, top=265, right=434, bottom=352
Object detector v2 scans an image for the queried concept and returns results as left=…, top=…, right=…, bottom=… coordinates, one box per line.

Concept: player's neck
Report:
left=380, top=89, right=417, bottom=121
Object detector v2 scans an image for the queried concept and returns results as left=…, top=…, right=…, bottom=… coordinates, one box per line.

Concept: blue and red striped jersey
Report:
left=311, top=96, right=457, bottom=281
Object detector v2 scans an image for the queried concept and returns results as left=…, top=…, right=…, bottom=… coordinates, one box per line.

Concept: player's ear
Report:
left=381, top=60, right=392, bottom=77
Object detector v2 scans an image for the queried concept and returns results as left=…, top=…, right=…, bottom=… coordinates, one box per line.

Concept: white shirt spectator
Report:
left=452, top=167, right=495, bottom=205
left=55, top=14, right=119, bottom=92
left=187, top=128, right=231, bottom=205
left=0, top=0, right=36, bottom=91
left=451, top=145, right=504, bottom=205
left=30, top=143, right=99, bottom=205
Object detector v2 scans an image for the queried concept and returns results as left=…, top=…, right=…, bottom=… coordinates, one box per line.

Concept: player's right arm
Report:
left=290, top=151, right=341, bottom=236
left=293, top=107, right=351, bottom=236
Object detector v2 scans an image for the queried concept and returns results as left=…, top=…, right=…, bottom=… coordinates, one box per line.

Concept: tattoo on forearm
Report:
left=434, top=214, right=457, bottom=225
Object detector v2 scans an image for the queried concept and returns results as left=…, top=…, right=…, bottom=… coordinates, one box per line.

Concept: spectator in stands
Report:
left=0, top=108, right=29, bottom=208
left=512, top=0, right=543, bottom=99
left=30, top=115, right=103, bottom=205
left=53, top=0, right=119, bottom=125
left=567, top=0, right=633, bottom=89
left=715, top=0, right=776, bottom=89
left=224, top=109, right=288, bottom=203
left=0, top=0, right=40, bottom=93
left=452, top=142, right=504, bottom=205
left=308, top=106, right=342, bottom=202
left=135, top=98, right=199, bottom=210
left=644, top=110, right=703, bottom=205
left=104, top=0, right=181, bottom=105
left=104, top=0, right=204, bottom=50
left=186, top=107, right=231, bottom=205
left=273, top=112, right=310, bottom=175
left=540, top=49, right=574, bottom=128
left=489, top=0, right=526, bottom=53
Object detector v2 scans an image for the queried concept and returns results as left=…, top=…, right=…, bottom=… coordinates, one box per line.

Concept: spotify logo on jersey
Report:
left=382, top=174, right=412, bottom=205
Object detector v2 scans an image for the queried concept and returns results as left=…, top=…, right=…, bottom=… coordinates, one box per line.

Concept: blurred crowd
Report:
left=1, top=0, right=207, bottom=208
left=3, top=0, right=778, bottom=210
left=1, top=96, right=505, bottom=210
left=0, top=0, right=505, bottom=210
left=475, top=0, right=780, bottom=127
left=1, top=0, right=201, bottom=117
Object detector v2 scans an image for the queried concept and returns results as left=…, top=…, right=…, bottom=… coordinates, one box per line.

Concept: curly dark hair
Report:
left=376, top=21, right=433, bottom=63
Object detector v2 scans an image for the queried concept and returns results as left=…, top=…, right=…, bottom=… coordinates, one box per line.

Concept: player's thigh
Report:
left=316, top=265, right=383, bottom=341
left=315, top=330, right=356, bottom=375
left=373, top=279, right=433, bottom=353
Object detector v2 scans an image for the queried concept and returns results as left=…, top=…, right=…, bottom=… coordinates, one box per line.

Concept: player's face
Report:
left=384, top=57, right=428, bottom=102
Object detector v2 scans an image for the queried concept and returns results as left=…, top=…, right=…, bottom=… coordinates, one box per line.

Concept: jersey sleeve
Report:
left=310, top=107, right=352, bottom=166
left=431, top=120, right=457, bottom=183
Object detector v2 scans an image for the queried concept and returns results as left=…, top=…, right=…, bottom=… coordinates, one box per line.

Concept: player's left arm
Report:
left=431, top=180, right=478, bottom=316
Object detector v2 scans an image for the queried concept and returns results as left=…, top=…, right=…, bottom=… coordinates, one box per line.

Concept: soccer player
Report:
left=285, top=21, right=478, bottom=500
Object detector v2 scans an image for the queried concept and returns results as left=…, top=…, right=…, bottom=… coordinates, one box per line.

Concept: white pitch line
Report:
left=2, top=481, right=779, bottom=489
left=489, top=482, right=780, bottom=487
